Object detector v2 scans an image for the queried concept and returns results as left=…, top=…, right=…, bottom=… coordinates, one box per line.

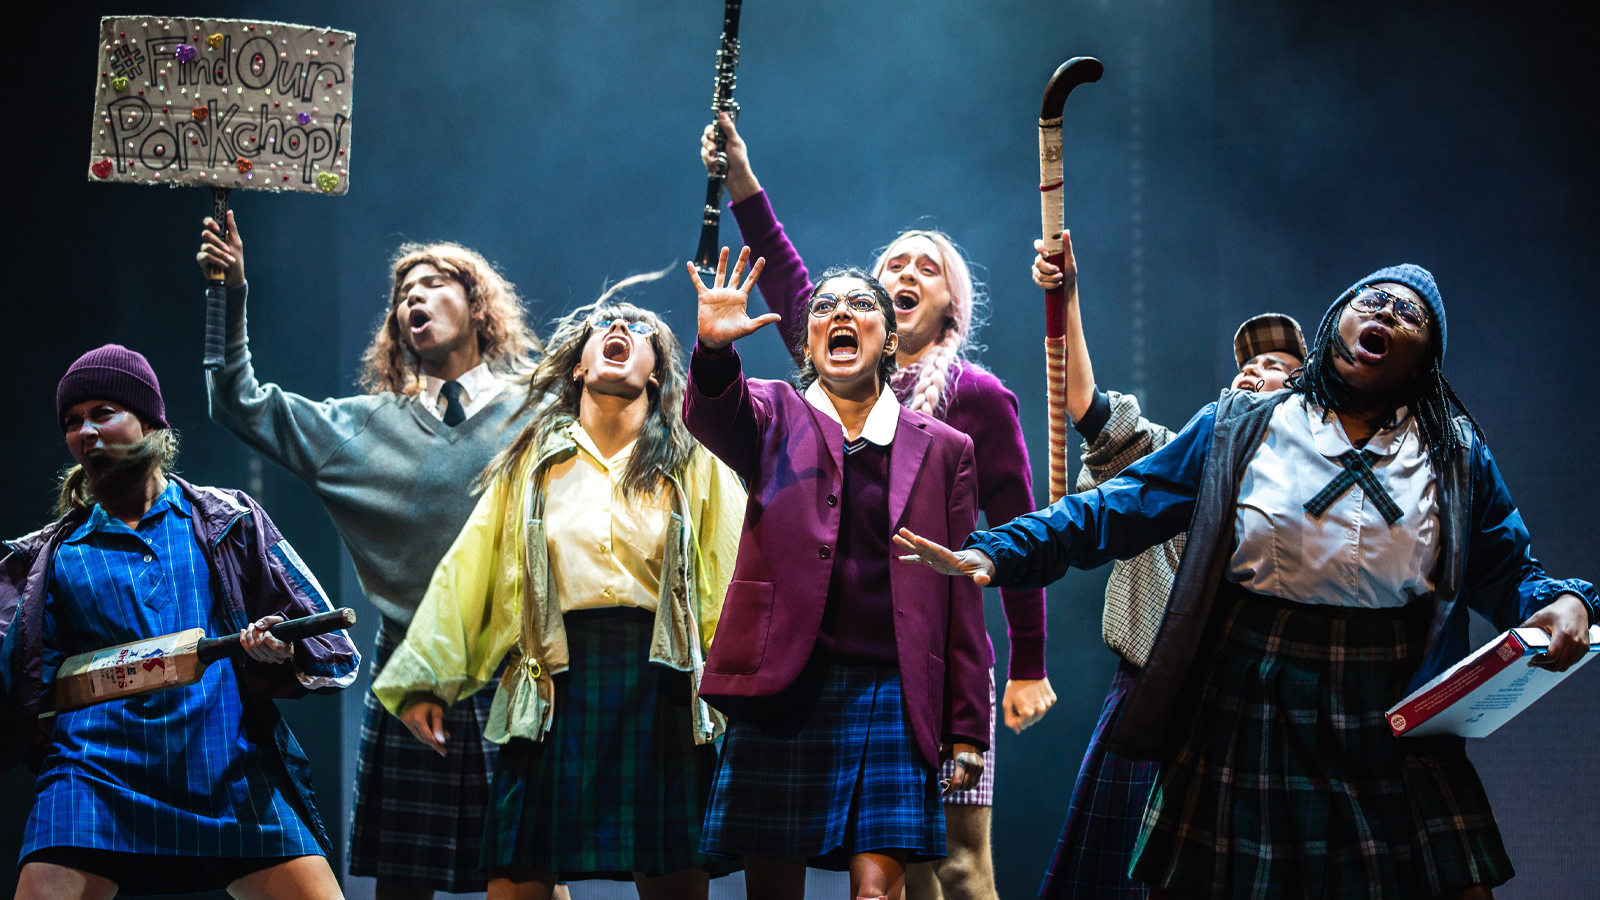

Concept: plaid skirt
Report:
left=1131, top=584, right=1514, bottom=899
left=481, top=607, right=724, bottom=879
left=1040, top=659, right=1158, bottom=900
left=938, top=668, right=996, bottom=806
left=701, top=658, right=945, bottom=869
left=349, top=627, right=500, bottom=891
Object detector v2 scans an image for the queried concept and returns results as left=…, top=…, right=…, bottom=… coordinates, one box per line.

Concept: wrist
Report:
left=726, top=172, right=760, bottom=204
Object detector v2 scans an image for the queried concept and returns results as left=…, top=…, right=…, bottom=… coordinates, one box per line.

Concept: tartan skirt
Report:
left=1131, top=583, right=1514, bottom=899
left=481, top=606, right=724, bottom=879
left=700, top=658, right=945, bottom=869
left=349, top=627, right=500, bottom=892
left=1040, top=658, right=1158, bottom=900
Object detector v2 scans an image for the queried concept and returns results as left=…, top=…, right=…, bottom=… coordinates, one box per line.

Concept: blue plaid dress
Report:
left=21, top=481, right=321, bottom=860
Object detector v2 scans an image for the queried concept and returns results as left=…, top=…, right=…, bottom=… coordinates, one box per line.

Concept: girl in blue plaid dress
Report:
left=902, top=265, right=1596, bottom=900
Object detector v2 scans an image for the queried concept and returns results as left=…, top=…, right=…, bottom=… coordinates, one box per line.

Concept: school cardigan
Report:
left=730, top=191, right=1048, bottom=682
left=685, top=342, right=992, bottom=770
left=966, top=389, right=1598, bottom=759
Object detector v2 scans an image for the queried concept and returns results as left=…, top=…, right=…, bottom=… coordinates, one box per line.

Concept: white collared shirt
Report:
left=542, top=424, right=671, bottom=613
left=422, top=362, right=506, bottom=423
left=804, top=381, right=901, bottom=446
left=1228, top=394, right=1440, bottom=608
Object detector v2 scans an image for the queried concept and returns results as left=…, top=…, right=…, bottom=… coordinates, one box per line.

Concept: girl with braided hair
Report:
left=700, top=117, right=1050, bottom=900
left=898, top=264, right=1596, bottom=900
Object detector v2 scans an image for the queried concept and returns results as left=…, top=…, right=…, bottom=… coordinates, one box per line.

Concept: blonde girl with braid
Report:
left=700, top=114, right=1051, bottom=900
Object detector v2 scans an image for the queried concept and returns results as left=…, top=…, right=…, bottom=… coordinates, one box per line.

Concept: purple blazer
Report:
left=730, top=190, right=1048, bottom=680
left=686, top=343, right=992, bottom=770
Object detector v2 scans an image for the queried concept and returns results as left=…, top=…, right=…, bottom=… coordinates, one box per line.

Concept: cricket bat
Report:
left=48, top=608, right=357, bottom=713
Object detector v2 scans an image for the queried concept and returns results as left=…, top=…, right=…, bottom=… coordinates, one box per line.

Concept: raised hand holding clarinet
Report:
left=688, top=246, right=775, bottom=349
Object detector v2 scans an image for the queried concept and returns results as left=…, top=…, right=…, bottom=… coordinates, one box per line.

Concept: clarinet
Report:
left=694, top=0, right=744, bottom=278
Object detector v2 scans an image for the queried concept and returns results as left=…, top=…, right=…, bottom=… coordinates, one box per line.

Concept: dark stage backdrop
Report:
left=3, top=2, right=1594, bottom=898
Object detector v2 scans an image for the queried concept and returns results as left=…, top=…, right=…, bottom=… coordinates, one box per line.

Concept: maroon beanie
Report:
left=56, top=344, right=169, bottom=430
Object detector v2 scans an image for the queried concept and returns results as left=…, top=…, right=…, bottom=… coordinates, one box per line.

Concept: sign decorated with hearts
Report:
left=88, top=16, right=355, bottom=194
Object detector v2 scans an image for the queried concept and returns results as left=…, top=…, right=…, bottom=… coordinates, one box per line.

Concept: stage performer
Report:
left=372, top=279, right=747, bottom=900
left=198, top=213, right=541, bottom=900
left=897, top=264, right=1597, bottom=900
left=1029, top=237, right=1304, bottom=900
left=686, top=248, right=991, bottom=900
left=701, top=117, right=1050, bottom=900
left=2, top=344, right=360, bottom=900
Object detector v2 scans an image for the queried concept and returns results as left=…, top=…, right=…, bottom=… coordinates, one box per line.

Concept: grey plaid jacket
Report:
left=1076, top=391, right=1185, bottom=666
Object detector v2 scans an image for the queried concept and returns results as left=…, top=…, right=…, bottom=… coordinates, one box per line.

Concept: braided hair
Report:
left=1289, top=292, right=1482, bottom=469
left=870, top=230, right=989, bottom=419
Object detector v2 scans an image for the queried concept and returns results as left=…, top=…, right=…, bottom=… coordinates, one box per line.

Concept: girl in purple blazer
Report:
left=683, top=249, right=993, bottom=900
left=699, top=118, right=1052, bottom=899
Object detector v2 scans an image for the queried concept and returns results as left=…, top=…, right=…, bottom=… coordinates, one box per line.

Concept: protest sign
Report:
left=88, top=16, right=355, bottom=194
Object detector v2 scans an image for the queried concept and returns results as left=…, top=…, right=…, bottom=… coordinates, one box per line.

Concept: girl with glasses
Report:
left=700, top=117, right=1050, bottom=899
left=684, top=248, right=992, bottom=900
left=373, top=274, right=748, bottom=900
left=897, top=264, right=1595, bottom=900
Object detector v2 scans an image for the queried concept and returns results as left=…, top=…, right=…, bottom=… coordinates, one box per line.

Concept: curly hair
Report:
left=792, top=268, right=899, bottom=391
left=482, top=269, right=693, bottom=499
left=359, top=242, right=540, bottom=395
left=870, top=229, right=989, bottom=418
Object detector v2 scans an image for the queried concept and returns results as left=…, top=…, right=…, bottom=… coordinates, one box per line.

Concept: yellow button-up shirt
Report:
left=543, top=425, right=670, bottom=613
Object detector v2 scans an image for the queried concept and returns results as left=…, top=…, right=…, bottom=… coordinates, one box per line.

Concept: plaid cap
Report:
left=1233, top=313, right=1308, bottom=368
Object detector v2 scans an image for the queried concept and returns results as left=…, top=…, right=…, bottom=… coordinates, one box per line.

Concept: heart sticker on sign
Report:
left=92, top=159, right=113, bottom=178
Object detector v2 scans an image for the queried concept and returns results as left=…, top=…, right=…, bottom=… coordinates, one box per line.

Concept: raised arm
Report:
left=683, top=247, right=778, bottom=481
left=1033, top=230, right=1096, bottom=425
left=198, top=212, right=370, bottom=484
left=702, top=112, right=814, bottom=358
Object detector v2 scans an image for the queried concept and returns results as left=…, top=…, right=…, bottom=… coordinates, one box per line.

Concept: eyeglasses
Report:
left=810, top=291, right=879, bottom=317
left=1348, top=287, right=1429, bottom=333
left=591, top=317, right=657, bottom=337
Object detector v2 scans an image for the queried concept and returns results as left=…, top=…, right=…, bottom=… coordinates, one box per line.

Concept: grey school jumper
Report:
left=206, top=282, right=534, bottom=891
left=206, top=283, right=533, bottom=637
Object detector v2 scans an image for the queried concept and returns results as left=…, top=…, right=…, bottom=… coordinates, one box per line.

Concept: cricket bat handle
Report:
left=203, top=187, right=232, bottom=371
left=197, top=607, right=357, bottom=664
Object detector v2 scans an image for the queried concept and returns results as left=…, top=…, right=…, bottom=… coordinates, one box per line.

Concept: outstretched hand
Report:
left=689, top=246, right=777, bottom=350
left=893, top=528, right=996, bottom=586
left=1031, top=229, right=1079, bottom=295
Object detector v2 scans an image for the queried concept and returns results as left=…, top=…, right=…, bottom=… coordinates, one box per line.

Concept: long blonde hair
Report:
left=871, top=229, right=989, bottom=418
left=359, top=243, right=541, bottom=395
left=481, top=270, right=692, bottom=499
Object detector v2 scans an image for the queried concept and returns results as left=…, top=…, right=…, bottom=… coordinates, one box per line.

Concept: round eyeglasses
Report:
left=1348, top=287, right=1429, bottom=333
left=591, top=317, right=658, bottom=337
left=810, top=291, right=879, bottom=317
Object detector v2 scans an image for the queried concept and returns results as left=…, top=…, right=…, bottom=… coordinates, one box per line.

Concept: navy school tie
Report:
left=440, top=381, right=466, bottom=427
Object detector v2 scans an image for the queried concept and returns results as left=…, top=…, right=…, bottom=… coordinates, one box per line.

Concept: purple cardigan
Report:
left=730, top=191, right=1048, bottom=681
left=686, top=344, right=992, bottom=770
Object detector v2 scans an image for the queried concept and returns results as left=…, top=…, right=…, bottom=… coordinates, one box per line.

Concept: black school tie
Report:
left=1303, top=449, right=1403, bottom=525
left=440, top=381, right=466, bottom=427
